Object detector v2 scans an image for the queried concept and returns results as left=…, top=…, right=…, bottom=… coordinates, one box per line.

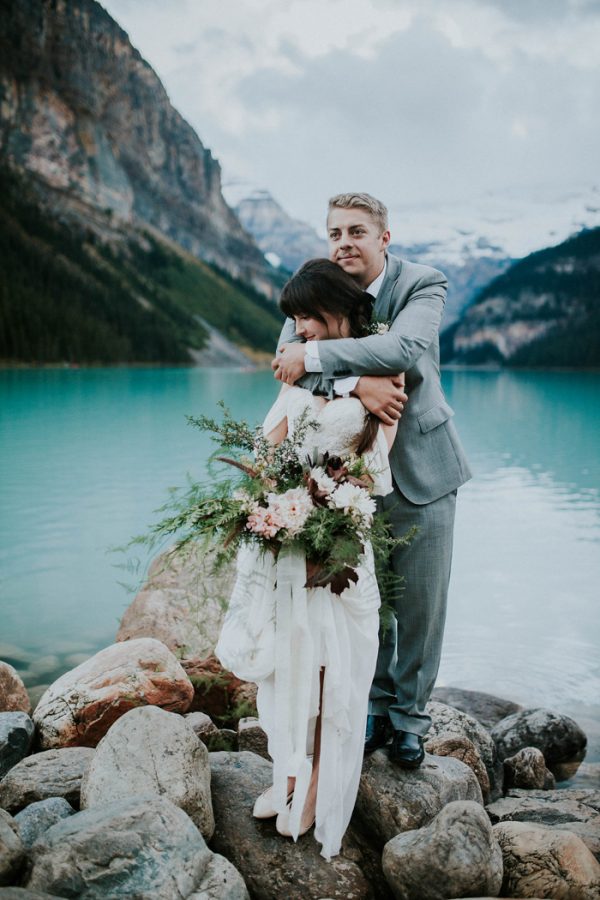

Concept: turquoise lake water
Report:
left=1, top=367, right=599, bottom=771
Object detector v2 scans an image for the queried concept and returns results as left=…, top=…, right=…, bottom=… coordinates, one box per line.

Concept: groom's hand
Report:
left=272, top=342, right=306, bottom=384
left=352, top=375, right=408, bottom=425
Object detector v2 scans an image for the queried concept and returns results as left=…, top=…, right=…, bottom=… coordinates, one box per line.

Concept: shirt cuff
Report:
left=304, top=341, right=323, bottom=373
left=334, top=376, right=360, bottom=396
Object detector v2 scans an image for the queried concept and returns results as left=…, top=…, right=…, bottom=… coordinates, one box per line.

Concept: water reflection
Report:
left=1, top=367, right=599, bottom=765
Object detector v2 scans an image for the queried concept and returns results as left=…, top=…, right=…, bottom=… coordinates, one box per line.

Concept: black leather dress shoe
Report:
left=389, top=730, right=425, bottom=768
left=364, top=714, right=393, bottom=753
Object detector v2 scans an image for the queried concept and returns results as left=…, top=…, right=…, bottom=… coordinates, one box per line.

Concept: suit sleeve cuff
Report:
left=304, top=341, right=323, bottom=373
left=334, top=376, right=360, bottom=396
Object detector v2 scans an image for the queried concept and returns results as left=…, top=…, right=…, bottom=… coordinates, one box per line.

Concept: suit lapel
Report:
left=374, top=254, right=402, bottom=321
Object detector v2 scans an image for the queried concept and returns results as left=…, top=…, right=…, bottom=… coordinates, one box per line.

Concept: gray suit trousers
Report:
left=369, top=484, right=457, bottom=735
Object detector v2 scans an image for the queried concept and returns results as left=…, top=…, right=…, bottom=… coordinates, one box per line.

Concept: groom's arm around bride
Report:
left=272, top=191, right=472, bottom=767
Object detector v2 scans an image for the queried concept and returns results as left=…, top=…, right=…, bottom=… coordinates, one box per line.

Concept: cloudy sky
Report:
left=103, top=0, right=600, bottom=237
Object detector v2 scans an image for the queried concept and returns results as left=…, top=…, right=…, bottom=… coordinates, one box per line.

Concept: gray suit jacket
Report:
left=276, top=253, right=472, bottom=504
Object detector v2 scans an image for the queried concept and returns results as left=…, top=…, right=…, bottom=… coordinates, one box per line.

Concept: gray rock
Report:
left=26, top=795, right=211, bottom=898
left=0, top=747, right=94, bottom=813
left=0, top=665, right=30, bottom=716
left=426, top=701, right=501, bottom=797
left=81, top=705, right=214, bottom=839
left=382, top=800, right=503, bottom=900
left=116, top=545, right=234, bottom=658
left=425, top=732, right=490, bottom=801
left=548, top=820, right=600, bottom=862
left=494, top=820, right=600, bottom=899
left=187, top=853, right=250, bottom=900
left=186, top=711, right=219, bottom=741
left=503, top=746, right=555, bottom=790
left=492, top=707, right=587, bottom=779
left=0, top=889, right=60, bottom=898
left=14, top=798, right=74, bottom=849
left=237, top=717, right=270, bottom=760
left=0, top=889, right=59, bottom=898
left=0, top=810, right=25, bottom=887
left=0, top=714, right=35, bottom=778
left=355, top=749, right=483, bottom=848
left=431, top=686, right=522, bottom=731
left=486, top=787, right=600, bottom=826
left=210, top=751, right=373, bottom=899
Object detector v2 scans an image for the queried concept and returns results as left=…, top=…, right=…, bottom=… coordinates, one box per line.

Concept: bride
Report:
left=215, top=258, right=400, bottom=860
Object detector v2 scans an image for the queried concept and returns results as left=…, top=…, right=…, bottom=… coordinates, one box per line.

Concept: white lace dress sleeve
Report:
left=363, top=427, right=394, bottom=496
left=262, top=388, right=289, bottom=437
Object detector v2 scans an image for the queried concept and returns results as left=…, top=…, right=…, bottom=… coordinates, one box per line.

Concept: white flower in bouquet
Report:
left=330, top=482, right=377, bottom=526
left=267, top=487, right=314, bottom=536
left=246, top=505, right=284, bottom=538
left=309, top=466, right=337, bottom=496
left=233, top=488, right=256, bottom=513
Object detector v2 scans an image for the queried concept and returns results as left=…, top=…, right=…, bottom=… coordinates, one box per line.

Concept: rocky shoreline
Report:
left=1, top=548, right=599, bottom=899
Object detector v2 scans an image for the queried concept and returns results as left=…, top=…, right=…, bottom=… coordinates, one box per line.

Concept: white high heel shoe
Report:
left=252, top=785, right=293, bottom=819
left=275, top=800, right=316, bottom=837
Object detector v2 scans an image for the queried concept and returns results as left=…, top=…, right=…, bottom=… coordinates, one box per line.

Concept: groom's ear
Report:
left=381, top=229, right=391, bottom=250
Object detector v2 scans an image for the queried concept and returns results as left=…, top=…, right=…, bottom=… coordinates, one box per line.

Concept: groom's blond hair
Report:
left=328, top=192, right=389, bottom=234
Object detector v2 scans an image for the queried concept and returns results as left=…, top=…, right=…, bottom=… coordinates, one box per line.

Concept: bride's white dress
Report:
left=215, top=386, right=392, bottom=860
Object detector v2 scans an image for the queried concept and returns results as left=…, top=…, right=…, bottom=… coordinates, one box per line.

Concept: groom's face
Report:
left=327, top=207, right=390, bottom=288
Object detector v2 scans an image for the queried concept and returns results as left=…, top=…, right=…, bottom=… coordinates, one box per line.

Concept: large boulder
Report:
left=81, top=706, right=214, bottom=839
left=382, top=800, right=503, bottom=900
left=0, top=747, right=94, bottom=813
left=25, top=796, right=213, bottom=899
left=503, top=747, right=555, bottom=791
left=548, top=820, right=600, bottom=863
left=33, top=638, right=193, bottom=749
left=431, top=686, right=522, bottom=731
left=14, top=798, right=75, bottom=849
left=210, top=751, right=374, bottom=899
left=355, top=749, right=482, bottom=848
left=0, top=665, right=30, bottom=716
left=486, top=788, right=600, bottom=827
left=0, top=714, right=34, bottom=778
left=0, top=810, right=25, bottom=887
left=492, top=708, right=587, bottom=780
left=494, top=820, right=600, bottom=899
left=116, top=545, right=234, bottom=658
left=426, top=701, right=501, bottom=797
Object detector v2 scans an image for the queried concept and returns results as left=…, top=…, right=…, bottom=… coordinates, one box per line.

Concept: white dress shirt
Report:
left=304, top=259, right=388, bottom=395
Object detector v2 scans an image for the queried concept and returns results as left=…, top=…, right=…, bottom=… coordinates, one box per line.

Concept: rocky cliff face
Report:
left=0, top=0, right=274, bottom=295
left=235, top=190, right=327, bottom=273
left=444, top=227, right=600, bottom=367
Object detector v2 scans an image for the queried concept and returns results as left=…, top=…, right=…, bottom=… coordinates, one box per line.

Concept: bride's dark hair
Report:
left=279, top=259, right=379, bottom=455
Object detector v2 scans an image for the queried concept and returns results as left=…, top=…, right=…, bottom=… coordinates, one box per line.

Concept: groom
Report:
left=272, top=192, right=472, bottom=768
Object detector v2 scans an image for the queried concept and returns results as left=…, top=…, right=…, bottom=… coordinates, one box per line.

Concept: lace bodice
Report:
left=286, top=387, right=367, bottom=458
left=262, top=386, right=393, bottom=496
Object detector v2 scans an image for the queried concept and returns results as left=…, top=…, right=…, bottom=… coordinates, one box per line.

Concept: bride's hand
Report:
left=353, top=374, right=407, bottom=425
left=272, top=343, right=306, bottom=384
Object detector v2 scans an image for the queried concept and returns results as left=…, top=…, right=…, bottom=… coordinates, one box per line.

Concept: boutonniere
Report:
left=367, top=319, right=391, bottom=335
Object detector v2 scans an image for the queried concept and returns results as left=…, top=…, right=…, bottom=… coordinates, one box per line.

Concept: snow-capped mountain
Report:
left=226, top=181, right=600, bottom=331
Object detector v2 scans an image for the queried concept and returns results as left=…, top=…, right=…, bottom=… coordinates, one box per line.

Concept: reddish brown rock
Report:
left=181, top=655, right=249, bottom=724
left=33, top=639, right=193, bottom=749
left=0, top=663, right=31, bottom=715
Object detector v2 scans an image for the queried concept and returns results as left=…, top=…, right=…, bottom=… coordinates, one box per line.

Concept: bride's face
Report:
left=294, top=311, right=351, bottom=341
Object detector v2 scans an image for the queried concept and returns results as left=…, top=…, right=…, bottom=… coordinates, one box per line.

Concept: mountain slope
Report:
left=235, top=190, right=327, bottom=273
left=0, top=0, right=276, bottom=296
left=444, top=227, right=600, bottom=367
left=0, top=166, right=282, bottom=365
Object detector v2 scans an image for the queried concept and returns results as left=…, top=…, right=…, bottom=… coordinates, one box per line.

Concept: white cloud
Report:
left=103, top=0, right=600, bottom=234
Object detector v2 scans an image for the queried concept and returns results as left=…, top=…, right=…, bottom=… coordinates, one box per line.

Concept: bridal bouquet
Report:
left=137, top=403, right=408, bottom=597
